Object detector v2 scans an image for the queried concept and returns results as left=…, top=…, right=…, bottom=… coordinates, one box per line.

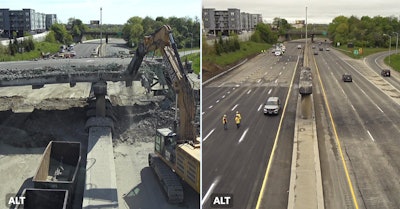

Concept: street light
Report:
left=383, top=34, right=391, bottom=64
left=100, top=7, right=102, bottom=45
left=393, top=32, right=399, bottom=54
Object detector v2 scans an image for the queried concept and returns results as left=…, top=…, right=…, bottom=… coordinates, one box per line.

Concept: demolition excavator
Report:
left=125, top=25, right=200, bottom=203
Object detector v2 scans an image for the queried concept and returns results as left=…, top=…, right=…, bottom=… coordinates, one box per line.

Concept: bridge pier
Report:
left=92, top=81, right=107, bottom=117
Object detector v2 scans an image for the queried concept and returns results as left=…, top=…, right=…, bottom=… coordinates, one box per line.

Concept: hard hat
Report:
left=236, top=111, right=239, bottom=114
left=224, top=114, right=226, bottom=117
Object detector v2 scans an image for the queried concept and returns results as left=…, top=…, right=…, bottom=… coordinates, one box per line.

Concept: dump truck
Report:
left=16, top=188, right=69, bottom=209
left=33, top=141, right=81, bottom=206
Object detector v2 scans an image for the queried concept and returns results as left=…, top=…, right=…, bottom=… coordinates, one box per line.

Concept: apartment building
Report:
left=203, top=8, right=262, bottom=35
left=0, top=8, right=57, bottom=38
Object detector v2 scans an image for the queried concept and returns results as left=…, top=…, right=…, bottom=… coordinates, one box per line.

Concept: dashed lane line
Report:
left=203, top=129, right=215, bottom=142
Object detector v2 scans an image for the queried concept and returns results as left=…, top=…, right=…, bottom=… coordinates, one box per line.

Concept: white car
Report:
left=263, top=97, right=281, bottom=115
left=274, top=50, right=282, bottom=56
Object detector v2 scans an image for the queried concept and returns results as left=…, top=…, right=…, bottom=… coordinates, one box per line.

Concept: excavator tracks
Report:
left=148, top=153, right=184, bottom=203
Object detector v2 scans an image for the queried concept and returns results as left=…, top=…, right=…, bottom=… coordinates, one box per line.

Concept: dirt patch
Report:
left=202, top=53, right=260, bottom=82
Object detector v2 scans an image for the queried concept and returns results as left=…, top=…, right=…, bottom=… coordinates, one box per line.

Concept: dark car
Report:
left=319, top=47, right=323, bottom=51
left=381, top=69, right=391, bottom=77
left=342, top=74, right=352, bottom=82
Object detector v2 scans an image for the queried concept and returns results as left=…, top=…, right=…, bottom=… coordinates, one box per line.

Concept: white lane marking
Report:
left=375, top=105, right=384, bottom=113
left=257, top=79, right=262, bottom=83
left=216, top=100, right=220, bottom=103
left=367, top=130, right=375, bottom=142
left=264, top=72, right=268, bottom=76
left=222, top=95, right=226, bottom=99
left=238, top=128, right=249, bottom=144
left=275, top=79, right=278, bottom=84
left=235, top=84, right=240, bottom=87
left=351, top=104, right=356, bottom=111
left=232, top=88, right=236, bottom=90
left=209, top=105, right=213, bottom=109
left=231, top=104, right=238, bottom=111
left=282, top=66, right=285, bottom=70
left=247, top=90, right=252, bottom=94
left=258, top=104, right=263, bottom=112
left=268, top=89, right=272, bottom=95
left=203, top=129, right=215, bottom=142
left=270, top=66, right=273, bottom=69
left=218, top=82, right=225, bottom=87
left=202, top=112, right=205, bottom=115
left=341, top=88, right=346, bottom=95
left=201, top=177, right=220, bottom=206
left=279, top=72, right=282, bottom=75
left=227, top=91, right=231, bottom=94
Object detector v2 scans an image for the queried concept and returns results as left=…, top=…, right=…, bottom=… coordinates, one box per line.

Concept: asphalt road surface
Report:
left=312, top=44, right=400, bottom=209
left=202, top=42, right=301, bottom=209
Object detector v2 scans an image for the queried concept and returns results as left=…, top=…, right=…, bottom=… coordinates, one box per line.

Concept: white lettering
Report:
left=213, top=196, right=231, bottom=205
left=8, top=197, right=25, bottom=205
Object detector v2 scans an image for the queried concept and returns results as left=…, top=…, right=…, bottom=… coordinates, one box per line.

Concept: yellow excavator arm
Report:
left=126, top=25, right=197, bottom=143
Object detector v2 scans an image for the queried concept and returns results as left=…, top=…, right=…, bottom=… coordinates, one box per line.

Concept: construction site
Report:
left=0, top=25, right=200, bottom=209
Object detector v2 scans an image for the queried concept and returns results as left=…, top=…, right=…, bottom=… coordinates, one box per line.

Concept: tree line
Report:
left=122, top=16, right=200, bottom=50
left=328, top=15, right=400, bottom=48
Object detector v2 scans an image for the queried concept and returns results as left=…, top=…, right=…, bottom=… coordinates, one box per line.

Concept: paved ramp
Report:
left=83, top=126, right=119, bottom=208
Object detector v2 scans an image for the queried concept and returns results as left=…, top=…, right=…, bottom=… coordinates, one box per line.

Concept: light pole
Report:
left=100, top=7, right=102, bottom=45
left=393, top=32, right=398, bottom=54
left=305, top=6, right=308, bottom=66
left=383, top=34, right=391, bottom=64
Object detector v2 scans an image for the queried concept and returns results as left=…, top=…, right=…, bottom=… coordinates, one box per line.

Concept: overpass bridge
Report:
left=80, top=31, right=121, bottom=43
left=281, top=30, right=326, bottom=42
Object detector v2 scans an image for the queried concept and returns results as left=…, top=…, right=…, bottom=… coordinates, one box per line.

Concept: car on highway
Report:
left=314, top=51, right=318, bottom=55
left=263, top=97, right=281, bottom=115
left=297, top=45, right=302, bottom=49
left=326, top=47, right=330, bottom=51
left=275, top=50, right=283, bottom=56
left=381, top=69, right=391, bottom=77
left=319, top=47, right=324, bottom=51
left=342, top=73, right=353, bottom=82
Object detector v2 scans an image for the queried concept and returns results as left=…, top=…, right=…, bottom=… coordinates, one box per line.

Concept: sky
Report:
left=203, top=0, right=400, bottom=24
left=1, top=0, right=202, bottom=24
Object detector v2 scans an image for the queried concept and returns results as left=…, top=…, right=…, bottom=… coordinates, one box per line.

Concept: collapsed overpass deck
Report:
left=0, top=58, right=151, bottom=88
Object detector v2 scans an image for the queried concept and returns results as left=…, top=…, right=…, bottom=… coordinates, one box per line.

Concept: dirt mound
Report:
left=202, top=62, right=224, bottom=82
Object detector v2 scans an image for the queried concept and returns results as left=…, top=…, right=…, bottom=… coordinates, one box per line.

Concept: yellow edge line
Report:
left=312, top=53, right=360, bottom=209
left=255, top=56, right=299, bottom=209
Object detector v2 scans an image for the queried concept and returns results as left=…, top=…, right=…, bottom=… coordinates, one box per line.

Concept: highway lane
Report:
left=313, top=47, right=400, bottom=209
left=202, top=42, right=301, bottom=209
left=363, top=51, right=400, bottom=92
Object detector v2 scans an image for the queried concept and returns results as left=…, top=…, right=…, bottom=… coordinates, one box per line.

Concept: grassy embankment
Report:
left=0, top=42, right=60, bottom=62
left=203, top=41, right=270, bottom=81
left=384, top=54, right=400, bottom=72
left=335, top=45, right=400, bottom=72
left=181, top=52, right=200, bottom=75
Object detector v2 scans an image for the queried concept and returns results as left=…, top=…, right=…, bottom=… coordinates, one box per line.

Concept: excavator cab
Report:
left=154, top=128, right=177, bottom=165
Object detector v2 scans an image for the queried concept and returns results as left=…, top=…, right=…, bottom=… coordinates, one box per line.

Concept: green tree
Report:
left=50, top=23, right=72, bottom=44
left=252, top=23, right=276, bottom=44
left=45, top=31, right=57, bottom=43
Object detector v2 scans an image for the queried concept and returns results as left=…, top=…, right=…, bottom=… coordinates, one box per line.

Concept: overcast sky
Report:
left=2, top=0, right=201, bottom=24
left=203, top=0, right=400, bottom=24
